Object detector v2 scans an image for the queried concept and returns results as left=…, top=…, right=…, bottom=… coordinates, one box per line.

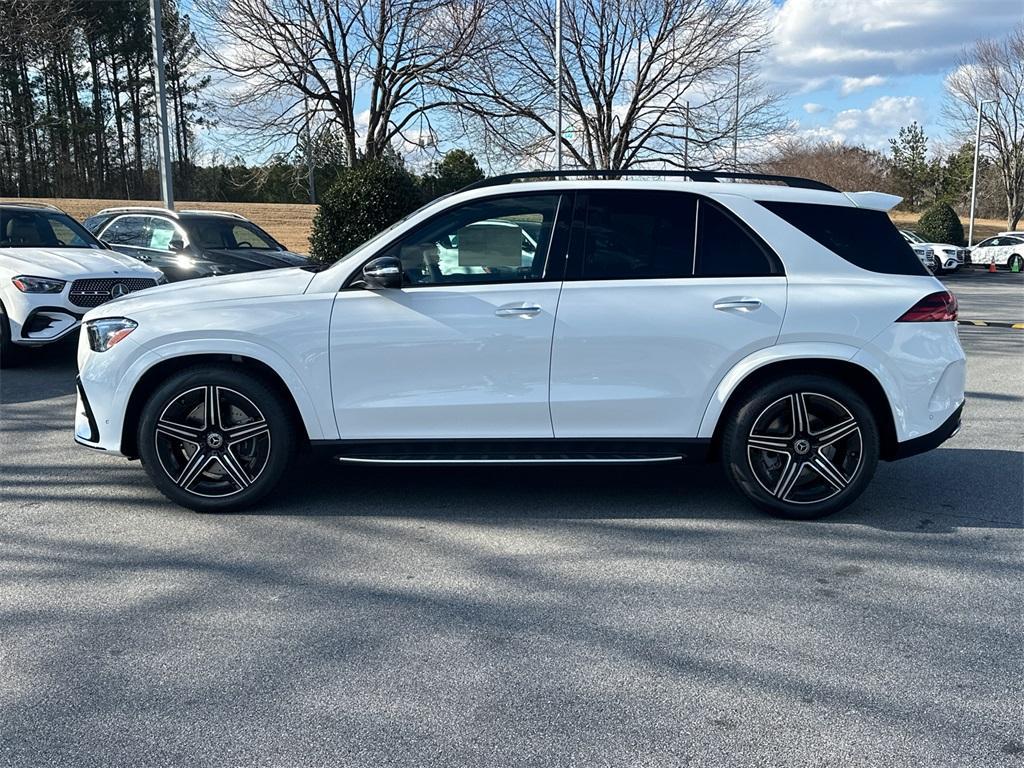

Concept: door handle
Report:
left=713, top=297, right=763, bottom=312
left=495, top=304, right=543, bottom=317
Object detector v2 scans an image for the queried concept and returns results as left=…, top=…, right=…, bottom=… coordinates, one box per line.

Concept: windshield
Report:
left=184, top=218, right=283, bottom=250
left=0, top=209, right=101, bottom=249
left=902, top=230, right=924, bottom=243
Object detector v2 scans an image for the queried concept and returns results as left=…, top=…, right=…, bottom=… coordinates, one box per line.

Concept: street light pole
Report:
left=555, top=0, right=562, bottom=173
left=968, top=98, right=996, bottom=247
left=683, top=100, right=690, bottom=168
left=304, top=93, right=316, bottom=205
left=149, top=0, right=174, bottom=209
left=733, top=47, right=760, bottom=170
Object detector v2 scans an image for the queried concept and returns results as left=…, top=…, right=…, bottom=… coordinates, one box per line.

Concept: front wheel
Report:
left=1008, top=254, right=1023, bottom=272
left=0, top=303, right=20, bottom=369
left=721, top=376, right=880, bottom=519
left=137, top=365, right=295, bottom=512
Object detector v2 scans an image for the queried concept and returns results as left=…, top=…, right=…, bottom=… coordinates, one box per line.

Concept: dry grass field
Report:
left=2, top=197, right=1009, bottom=253
left=1, top=198, right=317, bottom=253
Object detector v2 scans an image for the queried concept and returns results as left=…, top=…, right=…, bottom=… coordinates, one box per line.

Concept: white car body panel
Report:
left=549, top=276, right=786, bottom=437
left=329, top=283, right=562, bottom=439
left=75, top=179, right=964, bottom=469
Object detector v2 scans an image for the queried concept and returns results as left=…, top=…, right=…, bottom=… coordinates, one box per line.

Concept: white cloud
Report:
left=840, top=75, right=887, bottom=95
left=768, top=0, right=1022, bottom=89
left=802, top=102, right=826, bottom=114
left=790, top=95, right=928, bottom=150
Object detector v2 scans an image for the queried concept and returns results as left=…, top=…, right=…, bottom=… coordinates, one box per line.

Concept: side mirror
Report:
left=362, top=256, right=403, bottom=289
left=169, top=237, right=186, bottom=252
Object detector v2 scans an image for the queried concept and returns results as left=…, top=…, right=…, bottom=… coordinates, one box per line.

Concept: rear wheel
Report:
left=1008, top=254, right=1023, bottom=272
left=721, top=375, right=880, bottom=519
left=137, top=365, right=295, bottom=512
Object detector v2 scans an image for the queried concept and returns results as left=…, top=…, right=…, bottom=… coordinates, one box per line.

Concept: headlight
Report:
left=155, top=273, right=169, bottom=285
left=86, top=317, right=137, bottom=352
left=12, top=275, right=66, bottom=293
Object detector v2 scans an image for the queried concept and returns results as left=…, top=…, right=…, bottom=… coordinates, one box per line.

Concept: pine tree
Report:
left=888, top=122, right=932, bottom=211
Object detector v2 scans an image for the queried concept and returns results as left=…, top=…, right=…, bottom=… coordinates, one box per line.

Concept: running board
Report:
left=336, top=455, right=683, bottom=466
left=312, top=438, right=712, bottom=466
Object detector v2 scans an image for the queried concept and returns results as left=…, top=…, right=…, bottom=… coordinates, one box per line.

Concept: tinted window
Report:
left=1007, top=237, right=1023, bottom=246
left=148, top=217, right=181, bottom=250
left=185, top=218, right=280, bottom=250
left=0, top=210, right=98, bottom=248
left=581, top=191, right=695, bottom=280
left=102, top=216, right=149, bottom=247
left=696, top=201, right=779, bottom=277
left=230, top=223, right=275, bottom=249
left=379, top=194, right=561, bottom=286
left=760, top=201, right=928, bottom=276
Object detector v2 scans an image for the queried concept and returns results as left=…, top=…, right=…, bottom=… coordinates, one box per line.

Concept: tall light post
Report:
left=149, top=0, right=174, bottom=209
left=733, top=47, right=760, bottom=170
left=968, top=98, right=996, bottom=247
left=554, top=0, right=563, bottom=173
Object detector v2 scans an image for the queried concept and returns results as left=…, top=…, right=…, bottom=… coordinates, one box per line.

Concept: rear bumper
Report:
left=891, top=400, right=963, bottom=460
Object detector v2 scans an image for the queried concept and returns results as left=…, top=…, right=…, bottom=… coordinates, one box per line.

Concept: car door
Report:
left=329, top=192, right=569, bottom=440
left=549, top=190, right=787, bottom=438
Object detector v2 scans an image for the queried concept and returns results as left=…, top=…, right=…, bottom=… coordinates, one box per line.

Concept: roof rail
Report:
left=178, top=209, right=246, bottom=220
left=459, top=169, right=839, bottom=193
left=0, top=200, right=65, bottom=212
left=96, top=205, right=178, bottom=217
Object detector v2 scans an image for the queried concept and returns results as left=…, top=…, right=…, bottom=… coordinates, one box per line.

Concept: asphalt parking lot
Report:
left=1, top=270, right=1021, bottom=767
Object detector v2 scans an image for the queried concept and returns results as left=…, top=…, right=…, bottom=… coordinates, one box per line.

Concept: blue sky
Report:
left=765, top=0, right=1022, bottom=153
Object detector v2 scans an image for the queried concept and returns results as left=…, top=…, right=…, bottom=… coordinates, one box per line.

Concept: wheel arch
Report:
left=120, top=353, right=312, bottom=458
left=703, top=356, right=899, bottom=461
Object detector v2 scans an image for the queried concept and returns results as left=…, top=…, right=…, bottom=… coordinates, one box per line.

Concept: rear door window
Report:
left=579, top=190, right=696, bottom=280
left=760, top=201, right=928, bottom=276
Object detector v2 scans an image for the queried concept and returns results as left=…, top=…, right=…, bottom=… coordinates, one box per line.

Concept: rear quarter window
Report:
left=759, top=201, right=929, bottom=276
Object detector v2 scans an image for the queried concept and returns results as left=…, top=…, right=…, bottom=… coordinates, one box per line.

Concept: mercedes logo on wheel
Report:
left=110, top=282, right=130, bottom=299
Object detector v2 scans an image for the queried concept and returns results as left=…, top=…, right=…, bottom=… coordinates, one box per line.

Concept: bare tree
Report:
left=945, top=25, right=1024, bottom=229
left=195, top=0, right=488, bottom=165
left=760, top=138, right=891, bottom=193
left=449, top=0, right=783, bottom=171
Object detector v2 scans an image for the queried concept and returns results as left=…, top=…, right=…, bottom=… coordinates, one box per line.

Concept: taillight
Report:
left=897, top=291, right=958, bottom=322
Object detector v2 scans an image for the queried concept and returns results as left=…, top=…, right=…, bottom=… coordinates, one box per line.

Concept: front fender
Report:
left=79, top=334, right=337, bottom=455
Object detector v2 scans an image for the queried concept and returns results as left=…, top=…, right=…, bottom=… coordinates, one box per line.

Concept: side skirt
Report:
left=309, top=438, right=712, bottom=466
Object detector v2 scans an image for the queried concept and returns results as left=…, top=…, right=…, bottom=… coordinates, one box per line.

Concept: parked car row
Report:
left=0, top=202, right=306, bottom=366
left=899, top=229, right=967, bottom=274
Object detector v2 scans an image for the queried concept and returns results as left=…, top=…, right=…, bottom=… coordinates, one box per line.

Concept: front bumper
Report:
left=74, top=376, right=104, bottom=448
left=892, top=400, right=964, bottom=460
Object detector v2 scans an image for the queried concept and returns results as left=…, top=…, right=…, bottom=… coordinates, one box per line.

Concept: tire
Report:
left=0, top=301, right=20, bottom=369
left=932, top=256, right=943, bottom=274
left=720, top=375, right=880, bottom=520
left=137, top=365, right=296, bottom=512
left=1008, top=254, right=1023, bottom=272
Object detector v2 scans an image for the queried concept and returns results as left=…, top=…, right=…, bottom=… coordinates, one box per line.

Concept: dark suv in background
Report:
left=84, top=207, right=307, bottom=282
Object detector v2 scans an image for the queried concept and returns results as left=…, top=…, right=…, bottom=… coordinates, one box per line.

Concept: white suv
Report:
left=73, top=172, right=966, bottom=519
left=0, top=203, right=164, bottom=366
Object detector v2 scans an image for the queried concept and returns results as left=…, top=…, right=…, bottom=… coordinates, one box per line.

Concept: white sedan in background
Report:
left=970, top=233, right=1024, bottom=271
left=900, top=230, right=965, bottom=273
left=0, top=202, right=164, bottom=366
